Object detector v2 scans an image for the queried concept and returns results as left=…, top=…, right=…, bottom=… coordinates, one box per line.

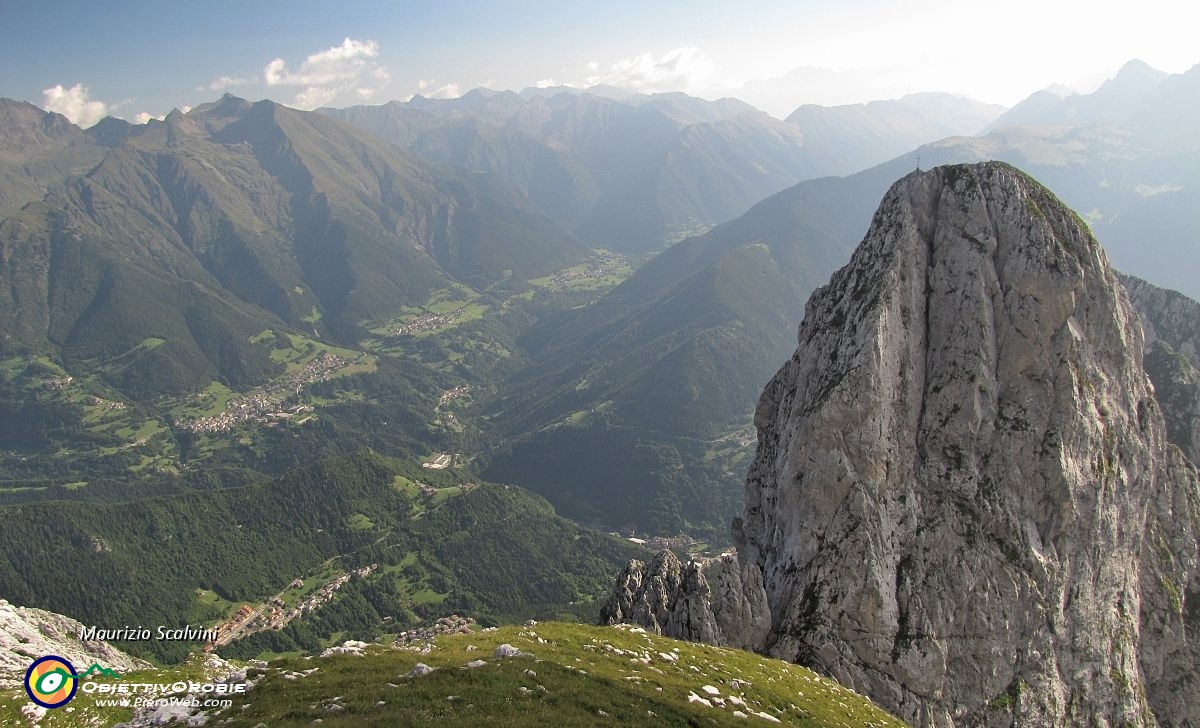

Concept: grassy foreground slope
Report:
left=0, top=623, right=906, bottom=727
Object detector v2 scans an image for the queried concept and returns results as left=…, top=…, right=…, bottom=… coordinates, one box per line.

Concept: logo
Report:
left=24, top=656, right=121, bottom=709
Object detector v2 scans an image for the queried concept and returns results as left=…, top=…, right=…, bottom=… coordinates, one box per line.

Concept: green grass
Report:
left=188, top=587, right=242, bottom=625
left=190, top=623, right=904, bottom=727
left=367, top=285, right=489, bottom=341
left=527, top=251, right=633, bottom=294
left=87, top=337, right=169, bottom=377
left=410, top=588, right=449, bottom=605
left=288, top=562, right=348, bottom=604
left=427, top=285, right=480, bottom=314
left=171, top=381, right=238, bottom=418
left=266, top=332, right=371, bottom=373
left=348, top=513, right=376, bottom=531
left=428, top=486, right=466, bottom=507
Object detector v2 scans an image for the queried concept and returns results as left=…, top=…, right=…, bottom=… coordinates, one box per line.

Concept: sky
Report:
left=1, top=0, right=1197, bottom=126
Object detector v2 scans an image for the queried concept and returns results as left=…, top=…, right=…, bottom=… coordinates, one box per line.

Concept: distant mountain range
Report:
left=322, top=89, right=1002, bottom=253
left=954, top=59, right=1200, bottom=299
left=785, top=92, right=1004, bottom=176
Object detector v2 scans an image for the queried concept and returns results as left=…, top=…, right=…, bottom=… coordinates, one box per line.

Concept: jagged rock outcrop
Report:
left=606, top=162, right=1200, bottom=727
left=0, top=598, right=150, bottom=688
left=601, top=549, right=769, bottom=649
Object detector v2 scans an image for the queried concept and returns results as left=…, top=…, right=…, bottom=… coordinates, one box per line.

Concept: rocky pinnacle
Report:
left=606, top=162, right=1200, bottom=727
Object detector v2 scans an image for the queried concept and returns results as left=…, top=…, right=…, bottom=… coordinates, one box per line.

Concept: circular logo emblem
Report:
left=24, top=655, right=79, bottom=709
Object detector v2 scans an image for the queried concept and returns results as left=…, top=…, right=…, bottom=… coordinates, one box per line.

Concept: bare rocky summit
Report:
left=605, top=162, right=1200, bottom=727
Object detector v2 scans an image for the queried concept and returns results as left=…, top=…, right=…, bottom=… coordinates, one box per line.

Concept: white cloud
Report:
left=261, top=37, right=388, bottom=109
left=200, top=75, right=253, bottom=92
left=586, top=47, right=716, bottom=94
left=262, top=37, right=390, bottom=109
left=41, top=83, right=109, bottom=127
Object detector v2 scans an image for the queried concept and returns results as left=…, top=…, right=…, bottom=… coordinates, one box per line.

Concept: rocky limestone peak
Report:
left=604, top=162, right=1200, bottom=727
left=735, top=162, right=1200, bottom=726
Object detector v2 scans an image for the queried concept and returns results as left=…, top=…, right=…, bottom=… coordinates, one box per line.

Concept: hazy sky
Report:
left=2, top=0, right=1196, bottom=125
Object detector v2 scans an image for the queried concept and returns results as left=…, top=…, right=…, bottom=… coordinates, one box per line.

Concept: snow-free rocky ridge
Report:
left=604, top=162, right=1200, bottom=727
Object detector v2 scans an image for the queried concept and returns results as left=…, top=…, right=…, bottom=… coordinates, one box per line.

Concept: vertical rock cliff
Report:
left=606, top=162, right=1200, bottom=726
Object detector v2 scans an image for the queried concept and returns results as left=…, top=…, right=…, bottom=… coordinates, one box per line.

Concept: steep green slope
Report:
left=0, top=96, right=584, bottom=355
left=0, top=450, right=641, bottom=663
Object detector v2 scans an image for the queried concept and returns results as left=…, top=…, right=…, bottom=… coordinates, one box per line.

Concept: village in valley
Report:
left=204, top=564, right=380, bottom=650
left=388, top=307, right=471, bottom=337
left=176, top=350, right=369, bottom=434
left=528, top=251, right=631, bottom=292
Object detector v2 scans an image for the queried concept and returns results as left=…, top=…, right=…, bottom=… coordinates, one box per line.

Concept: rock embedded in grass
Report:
left=405, top=662, right=435, bottom=678
left=494, top=643, right=532, bottom=659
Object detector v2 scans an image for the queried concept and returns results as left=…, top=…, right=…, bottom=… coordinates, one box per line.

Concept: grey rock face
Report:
left=737, top=163, right=1199, bottom=726
left=605, top=163, right=1200, bottom=727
